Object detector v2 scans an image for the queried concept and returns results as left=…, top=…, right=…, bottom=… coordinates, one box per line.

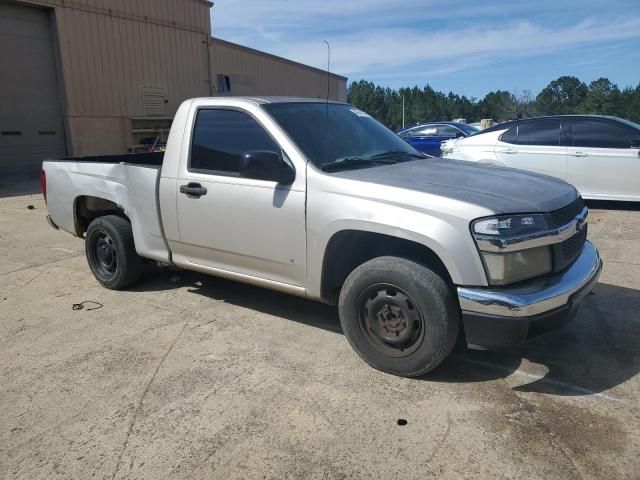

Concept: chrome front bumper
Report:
left=457, top=241, right=602, bottom=347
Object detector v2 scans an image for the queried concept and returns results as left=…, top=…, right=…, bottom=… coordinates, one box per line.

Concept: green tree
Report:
left=447, top=92, right=477, bottom=122
left=535, top=76, right=588, bottom=115
left=578, top=78, right=622, bottom=115
left=619, top=83, right=640, bottom=123
left=347, top=76, right=637, bottom=130
left=477, top=90, right=516, bottom=121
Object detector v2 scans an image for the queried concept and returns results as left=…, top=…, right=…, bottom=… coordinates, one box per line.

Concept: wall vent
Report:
left=141, top=87, right=168, bottom=117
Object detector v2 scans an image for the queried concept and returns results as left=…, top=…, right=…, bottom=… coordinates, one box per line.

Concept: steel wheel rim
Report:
left=356, top=283, right=425, bottom=357
left=91, top=230, right=118, bottom=279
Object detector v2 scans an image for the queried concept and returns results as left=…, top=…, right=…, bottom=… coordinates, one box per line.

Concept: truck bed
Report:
left=43, top=154, right=170, bottom=264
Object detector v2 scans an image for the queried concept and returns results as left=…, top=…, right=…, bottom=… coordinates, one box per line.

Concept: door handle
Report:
left=498, top=148, right=518, bottom=154
left=569, top=151, right=588, bottom=157
left=180, top=182, right=207, bottom=197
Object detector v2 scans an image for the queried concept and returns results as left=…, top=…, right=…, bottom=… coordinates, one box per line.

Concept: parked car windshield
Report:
left=263, top=102, right=422, bottom=170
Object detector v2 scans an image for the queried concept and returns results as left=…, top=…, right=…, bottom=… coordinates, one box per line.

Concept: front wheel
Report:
left=85, top=215, right=143, bottom=289
left=338, top=256, right=459, bottom=377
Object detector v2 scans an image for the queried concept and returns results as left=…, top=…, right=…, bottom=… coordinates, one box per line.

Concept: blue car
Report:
left=398, top=122, right=479, bottom=157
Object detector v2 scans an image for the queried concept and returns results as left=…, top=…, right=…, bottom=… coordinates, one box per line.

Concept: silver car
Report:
left=42, top=98, right=603, bottom=377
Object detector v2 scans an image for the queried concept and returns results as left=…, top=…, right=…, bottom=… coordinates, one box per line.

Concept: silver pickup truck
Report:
left=42, top=97, right=602, bottom=377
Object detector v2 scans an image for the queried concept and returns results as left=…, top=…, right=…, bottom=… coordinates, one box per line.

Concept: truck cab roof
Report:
left=188, top=96, right=348, bottom=106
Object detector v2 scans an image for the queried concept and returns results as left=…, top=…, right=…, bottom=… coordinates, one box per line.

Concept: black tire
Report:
left=85, top=215, right=143, bottom=289
left=338, top=256, right=459, bottom=377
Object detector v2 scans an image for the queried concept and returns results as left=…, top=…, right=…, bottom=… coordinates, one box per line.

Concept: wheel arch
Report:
left=320, top=229, right=453, bottom=304
left=73, top=195, right=129, bottom=237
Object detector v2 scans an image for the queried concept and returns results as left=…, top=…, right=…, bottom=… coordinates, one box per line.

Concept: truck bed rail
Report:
left=55, top=152, right=164, bottom=167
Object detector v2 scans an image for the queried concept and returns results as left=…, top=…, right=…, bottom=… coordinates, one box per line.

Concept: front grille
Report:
left=548, top=197, right=585, bottom=228
left=562, top=225, right=587, bottom=260
left=546, top=197, right=587, bottom=272
left=553, top=224, right=587, bottom=272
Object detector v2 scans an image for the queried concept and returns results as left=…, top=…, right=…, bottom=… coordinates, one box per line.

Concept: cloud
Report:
left=210, top=0, right=640, bottom=91
left=278, top=18, right=640, bottom=76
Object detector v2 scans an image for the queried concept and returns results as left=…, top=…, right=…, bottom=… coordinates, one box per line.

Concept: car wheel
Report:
left=85, top=215, right=143, bottom=289
left=338, top=256, right=459, bottom=377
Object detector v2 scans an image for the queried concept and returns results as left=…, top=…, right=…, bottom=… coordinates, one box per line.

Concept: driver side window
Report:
left=190, top=109, right=279, bottom=176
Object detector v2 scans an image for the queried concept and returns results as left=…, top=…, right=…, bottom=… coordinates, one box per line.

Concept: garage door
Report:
left=0, top=2, right=66, bottom=178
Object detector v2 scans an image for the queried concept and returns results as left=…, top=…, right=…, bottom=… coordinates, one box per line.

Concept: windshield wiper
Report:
left=319, top=157, right=399, bottom=172
left=369, top=150, right=426, bottom=160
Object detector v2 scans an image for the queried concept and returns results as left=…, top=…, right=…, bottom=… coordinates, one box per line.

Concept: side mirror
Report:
left=240, top=150, right=295, bottom=184
left=630, top=139, right=640, bottom=149
left=455, top=132, right=465, bottom=139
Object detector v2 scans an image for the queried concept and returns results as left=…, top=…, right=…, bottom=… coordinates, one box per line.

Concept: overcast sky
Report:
left=210, top=0, right=640, bottom=98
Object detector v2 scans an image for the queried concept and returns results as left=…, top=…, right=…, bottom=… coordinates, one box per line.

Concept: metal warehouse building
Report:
left=211, top=38, right=347, bottom=102
left=0, top=0, right=347, bottom=177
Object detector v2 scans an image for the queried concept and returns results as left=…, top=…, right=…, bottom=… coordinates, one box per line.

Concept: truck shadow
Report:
left=132, top=270, right=639, bottom=398
left=133, top=268, right=343, bottom=334
left=425, top=282, right=640, bottom=398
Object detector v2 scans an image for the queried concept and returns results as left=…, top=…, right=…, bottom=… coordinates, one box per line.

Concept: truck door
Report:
left=173, top=108, right=306, bottom=287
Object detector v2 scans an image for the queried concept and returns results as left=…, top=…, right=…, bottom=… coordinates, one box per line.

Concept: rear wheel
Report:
left=85, top=215, right=143, bottom=289
left=338, top=256, right=459, bottom=377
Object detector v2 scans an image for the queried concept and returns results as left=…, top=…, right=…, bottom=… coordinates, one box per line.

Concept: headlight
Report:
left=441, top=146, right=460, bottom=155
left=473, top=214, right=548, bottom=236
left=472, top=214, right=552, bottom=285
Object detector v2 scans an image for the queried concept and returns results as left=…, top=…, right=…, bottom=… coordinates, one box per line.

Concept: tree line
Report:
left=347, top=76, right=640, bottom=130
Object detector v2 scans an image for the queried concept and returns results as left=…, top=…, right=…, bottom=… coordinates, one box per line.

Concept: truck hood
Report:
left=334, top=157, right=578, bottom=214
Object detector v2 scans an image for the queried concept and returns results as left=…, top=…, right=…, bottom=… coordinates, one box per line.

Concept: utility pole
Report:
left=402, top=95, right=405, bottom=129
left=323, top=40, right=330, bottom=101
left=323, top=41, right=330, bottom=166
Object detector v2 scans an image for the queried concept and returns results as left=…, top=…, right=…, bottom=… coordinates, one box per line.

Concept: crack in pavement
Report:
left=110, top=319, right=189, bottom=480
left=1, top=255, right=84, bottom=277
left=20, top=270, right=45, bottom=288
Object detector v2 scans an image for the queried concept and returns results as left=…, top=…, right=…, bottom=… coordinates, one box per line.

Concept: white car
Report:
left=441, top=115, right=640, bottom=201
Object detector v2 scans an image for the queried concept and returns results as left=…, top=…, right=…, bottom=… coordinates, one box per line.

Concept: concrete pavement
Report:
left=1, top=190, right=638, bottom=479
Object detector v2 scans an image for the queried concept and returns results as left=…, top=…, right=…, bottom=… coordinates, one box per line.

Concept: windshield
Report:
left=263, top=102, right=422, bottom=170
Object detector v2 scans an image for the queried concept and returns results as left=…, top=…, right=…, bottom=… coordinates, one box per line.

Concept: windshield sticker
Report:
left=349, top=108, right=371, bottom=118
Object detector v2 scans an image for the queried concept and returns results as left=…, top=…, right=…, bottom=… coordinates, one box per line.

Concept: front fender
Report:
left=306, top=210, right=489, bottom=300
